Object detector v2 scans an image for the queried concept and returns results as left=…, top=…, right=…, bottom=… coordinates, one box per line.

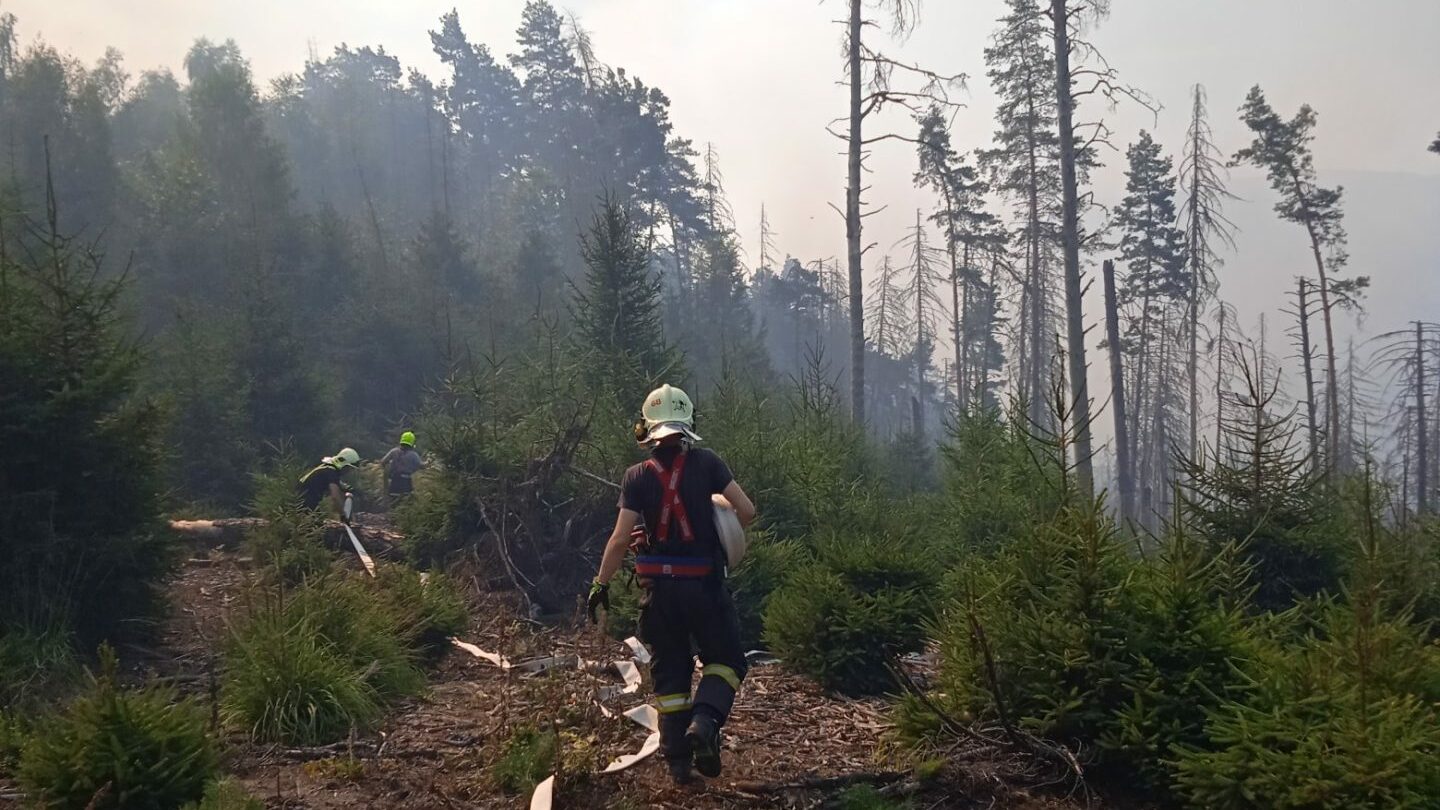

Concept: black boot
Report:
left=686, top=713, right=722, bottom=778
left=667, top=758, right=697, bottom=785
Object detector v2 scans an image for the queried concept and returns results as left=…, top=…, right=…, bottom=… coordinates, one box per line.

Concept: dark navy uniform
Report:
left=619, top=445, right=748, bottom=768
left=297, top=463, right=343, bottom=510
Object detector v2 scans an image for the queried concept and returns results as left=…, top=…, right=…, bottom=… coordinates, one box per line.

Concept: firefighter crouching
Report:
left=298, top=447, right=360, bottom=522
left=587, top=384, right=757, bottom=785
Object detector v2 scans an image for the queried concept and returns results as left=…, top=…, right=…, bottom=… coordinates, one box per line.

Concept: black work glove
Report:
left=587, top=579, right=610, bottom=624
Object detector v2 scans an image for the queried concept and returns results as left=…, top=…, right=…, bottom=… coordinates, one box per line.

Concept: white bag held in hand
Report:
left=712, top=494, right=747, bottom=568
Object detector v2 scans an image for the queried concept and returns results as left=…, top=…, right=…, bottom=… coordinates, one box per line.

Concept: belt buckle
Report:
left=662, top=564, right=673, bottom=575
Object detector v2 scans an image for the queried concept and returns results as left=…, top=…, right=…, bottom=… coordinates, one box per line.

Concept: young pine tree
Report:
left=1181, top=350, right=1345, bottom=610
left=0, top=182, right=169, bottom=644
left=571, top=194, right=679, bottom=396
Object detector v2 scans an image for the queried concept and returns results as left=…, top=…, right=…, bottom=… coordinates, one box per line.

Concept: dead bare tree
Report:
left=1373, top=322, right=1438, bottom=517
left=1045, top=0, right=1155, bottom=500
left=831, top=0, right=963, bottom=425
left=1289, top=278, right=1320, bottom=464
left=1101, top=259, right=1134, bottom=522
left=1178, top=84, right=1236, bottom=461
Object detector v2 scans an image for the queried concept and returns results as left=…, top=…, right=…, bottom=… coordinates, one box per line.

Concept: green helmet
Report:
left=400, top=431, right=416, bottom=447
left=331, top=447, right=360, bottom=469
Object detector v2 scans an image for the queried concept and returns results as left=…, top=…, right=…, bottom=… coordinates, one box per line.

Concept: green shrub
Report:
left=729, top=533, right=808, bottom=649
left=602, top=570, right=645, bottom=640
left=372, top=565, right=469, bottom=655
left=242, top=502, right=333, bottom=588
left=20, top=648, right=217, bottom=809
left=1174, top=578, right=1440, bottom=810
left=391, top=476, right=468, bottom=568
left=1095, top=530, right=1257, bottom=794
left=1180, top=389, right=1348, bottom=611
left=1176, top=690, right=1440, bottom=809
left=764, top=534, right=936, bottom=695
left=493, top=724, right=558, bottom=795
left=935, top=410, right=1059, bottom=553
left=247, top=453, right=307, bottom=517
left=928, top=506, right=1139, bottom=745
left=181, top=778, right=265, bottom=810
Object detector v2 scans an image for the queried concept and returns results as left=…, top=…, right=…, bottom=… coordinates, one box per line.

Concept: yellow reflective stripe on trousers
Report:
left=701, top=663, right=741, bottom=691
left=656, top=693, right=692, bottom=714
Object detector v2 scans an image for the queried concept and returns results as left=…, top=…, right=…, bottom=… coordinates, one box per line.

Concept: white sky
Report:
left=10, top=0, right=1440, bottom=409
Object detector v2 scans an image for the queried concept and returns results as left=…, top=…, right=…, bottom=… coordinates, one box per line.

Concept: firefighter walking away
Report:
left=588, top=384, right=756, bottom=785
left=380, top=430, right=425, bottom=500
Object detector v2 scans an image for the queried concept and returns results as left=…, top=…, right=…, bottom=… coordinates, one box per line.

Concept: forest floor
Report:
left=0, top=529, right=1094, bottom=810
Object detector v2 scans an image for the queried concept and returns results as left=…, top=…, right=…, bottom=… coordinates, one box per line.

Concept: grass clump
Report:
left=221, top=603, right=382, bottom=745
left=19, top=647, right=217, bottom=809
left=181, top=778, right=265, bottom=810
left=222, top=575, right=426, bottom=744
left=835, top=784, right=912, bottom=810
left=493, top=724, right=558, bottom=795
left=302, top=757, right=366, bottom=782
left=0, top=626, right=79, bottom=713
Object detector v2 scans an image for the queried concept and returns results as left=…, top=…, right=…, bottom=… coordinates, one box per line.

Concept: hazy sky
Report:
left=9, top=0, right=1440, bottom=343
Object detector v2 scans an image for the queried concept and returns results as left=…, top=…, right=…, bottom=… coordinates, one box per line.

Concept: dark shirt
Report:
left=297, top=464, right=343, bottom=510
left=619, top=446, right=734, bottom=559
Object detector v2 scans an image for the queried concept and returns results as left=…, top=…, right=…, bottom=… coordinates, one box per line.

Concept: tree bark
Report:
left=1290, top=172, right=1340, bottom=473
left=1417, top=321, right=1429, bottom=516
left=950, top=238, right=964, bottom=409
left=1050, top=0, right=1095, bottom=498
left=1297, top=279, right=1320, bottom=465
left=846, top=0, right=866, bottom=425
left=1025, top=120, right=1045, bottom=428
left=1214, top=306, right=1226, bottom=453
left=913, top=210, right=927, bottom=437
left=983, top=255, right=1001, bottom=409
left=1102, top=260, right=1134, bottom=522
left=1184, top=90, right=1203, bottom=461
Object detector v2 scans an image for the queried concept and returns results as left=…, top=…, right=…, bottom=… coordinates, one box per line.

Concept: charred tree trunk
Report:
left=846, top=0, right=866, bottom=425
left=1050, top=0, right=1094, bottom=498
left=1103, top=260, right=1134, bottom=522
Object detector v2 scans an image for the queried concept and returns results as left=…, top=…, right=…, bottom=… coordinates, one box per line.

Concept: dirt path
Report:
left=4, top=549, right=1085, bottom=809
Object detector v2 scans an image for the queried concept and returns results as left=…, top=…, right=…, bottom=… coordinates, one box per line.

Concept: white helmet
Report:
left=329, top=447, right=360, bottom=469
left=640, top=384, right=701, bottom=444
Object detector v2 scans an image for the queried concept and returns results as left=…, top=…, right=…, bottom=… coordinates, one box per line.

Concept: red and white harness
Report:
left=634, top=452, right=713, bottom=579
left=645, top=452, right=694, bottom=544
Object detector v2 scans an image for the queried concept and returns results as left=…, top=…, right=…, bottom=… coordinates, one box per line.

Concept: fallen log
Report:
left=167, top=518, right=265, bottom=549
left=168, top=517, right=404, bottom=558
